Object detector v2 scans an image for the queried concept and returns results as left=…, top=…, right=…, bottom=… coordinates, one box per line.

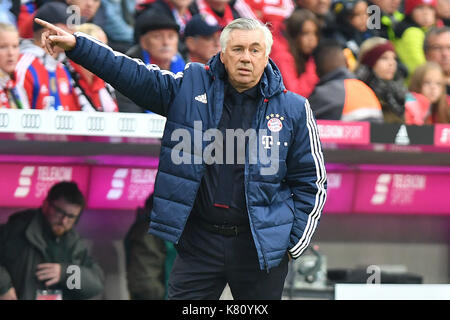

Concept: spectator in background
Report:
left=101, top=0, right=135, bottom=53
left=0, top=181, right=104, bottom=300
left=117, top=11, right=185, bottom=112
left=367, top=0, right=404, bottom=41
left=15, top=2, right=80, bottom=110
left=13, top=0, right=45, bottom=39
left=132, top=10, right=184, bottom=71
left=295, top=0, right=334, bottom=35
left=64, top=23, right=118, bottom=112
left=309, top=39, right=383, bottom=121
left=66, top=0, right=103, bottom=24
left=0, top=23, right=30, bottom=109
left=14, top=0, right=105, bottom=39
left=124, top=193, right=176, bottom=300
left=409, top=62, right=450, bottom=123
left=330, top=0, right=372, bottom=71
left=136, top=0, right=198, bottom=60
left=437, top=0, right=450, bottom=26
left=393, top=0, right=438, bottom=76
left=424, top=27, right=450, bottom=95
left=184, top=14, right=221, bottom=64
left=138, top=0, right=197, bottom=36
left=270, top=9, right=319, bottom=98
left=240, top=0, right=294, bottom=26
left=356, top=37, right=407, bottom=123
left=195, top=0, right=240, bottom=28
left=0, top=0, right=16, bottom=25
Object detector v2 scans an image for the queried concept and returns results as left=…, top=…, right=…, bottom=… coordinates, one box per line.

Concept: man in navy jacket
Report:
left=36, top=17, right=327, bottom=300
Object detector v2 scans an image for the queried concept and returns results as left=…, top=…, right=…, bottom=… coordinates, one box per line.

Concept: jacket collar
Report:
left=206, top=53, right=285, bottom=99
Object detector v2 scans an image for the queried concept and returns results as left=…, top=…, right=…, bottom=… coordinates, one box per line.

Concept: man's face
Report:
left=438, top=0, right=450, bottom=19
left=67, top=0, right=101, bottom=21
left=0, top=30, right=20, bottom=75
left=220, top=29, right=268, bottom=92
left=141, top=29, right=179, bottom=65
left=426, top=32, right=450, bottom=75
left=297, top=0, right=331, bottom=16
left=187, top=31, right=221, bottom=64
left=42, top=198, right=82, bottom=237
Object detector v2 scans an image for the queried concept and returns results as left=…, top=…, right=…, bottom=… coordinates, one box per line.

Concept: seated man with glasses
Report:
left=0, top=181, right=104, bottom=300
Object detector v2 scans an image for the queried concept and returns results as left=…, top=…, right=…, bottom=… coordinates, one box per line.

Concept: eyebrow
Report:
left=232, top=43, right=263, bottom=48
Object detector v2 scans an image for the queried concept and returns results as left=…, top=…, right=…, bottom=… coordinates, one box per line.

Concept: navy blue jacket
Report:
left=66, top=33, right=327, bottom=271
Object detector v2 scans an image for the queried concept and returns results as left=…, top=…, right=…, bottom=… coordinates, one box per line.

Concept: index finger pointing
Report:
left=34, top=18, right=61, bottom=33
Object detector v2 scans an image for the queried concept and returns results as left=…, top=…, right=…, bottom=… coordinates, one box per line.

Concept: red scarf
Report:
left=197, top=0, right=234, bottom=27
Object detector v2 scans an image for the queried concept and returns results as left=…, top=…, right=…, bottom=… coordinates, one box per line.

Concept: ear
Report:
left=139, top=37, right=147, bottom=52
left=220, top=51, right=224, bottom=63
left=185, top=37, right=195, bottom=52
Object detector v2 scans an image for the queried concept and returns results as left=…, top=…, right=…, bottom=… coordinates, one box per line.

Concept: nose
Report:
left=240, top=49, right=251, bottom=62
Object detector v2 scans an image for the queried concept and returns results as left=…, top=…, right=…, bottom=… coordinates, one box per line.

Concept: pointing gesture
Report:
left=34, top=18, right=76, bottom=55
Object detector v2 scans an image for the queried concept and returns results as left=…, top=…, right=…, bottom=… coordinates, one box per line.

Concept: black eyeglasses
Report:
left=50, top=203, right=79, bottom=220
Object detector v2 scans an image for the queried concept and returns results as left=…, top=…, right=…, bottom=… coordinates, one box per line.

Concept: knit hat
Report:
left=404, top=0, right=437, bottom=15
left=33, top=2, right=74, bottom=32
left=184, top=14, right=221, bottom=38
left=360, top=41, right=395, bottom=68
left=134, top=10, right=180, bottom=41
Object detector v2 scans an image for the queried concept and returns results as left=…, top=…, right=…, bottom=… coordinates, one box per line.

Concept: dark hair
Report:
left=424, top=26, right=450, bottom=53
left=313, top=39, right=345, bottom=78
left=46, top=181, right=86, bottom=210
left=285, top=9, right=320, bottom=75
left=333, top=0, right=366, bottom=25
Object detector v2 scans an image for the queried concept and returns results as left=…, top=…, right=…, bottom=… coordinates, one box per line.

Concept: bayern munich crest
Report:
left=266, top=114, right=284, bottom=132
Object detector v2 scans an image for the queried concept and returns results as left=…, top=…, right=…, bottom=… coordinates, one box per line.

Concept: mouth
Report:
left=82, top=9, right=93, bottom=17
left=237, top=68, right=251, bottom=75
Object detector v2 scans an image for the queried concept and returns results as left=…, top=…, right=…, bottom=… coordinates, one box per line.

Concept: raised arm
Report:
left=35, top=18, right=183, bottom=116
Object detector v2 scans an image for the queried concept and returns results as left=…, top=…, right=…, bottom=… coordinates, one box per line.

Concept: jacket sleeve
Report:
left=65, top=32, right=184, bottom=117
left=0, top=224, right=13, bottom=296
left=285, top=99, right=327, bottom=259
left=59, top=240, right=105, bottom=300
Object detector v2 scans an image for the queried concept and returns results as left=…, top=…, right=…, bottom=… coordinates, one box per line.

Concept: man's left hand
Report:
left=36, top=263, right=62, bottom=287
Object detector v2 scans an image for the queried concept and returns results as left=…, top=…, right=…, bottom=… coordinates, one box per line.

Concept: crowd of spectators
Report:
left=1, top=0, right=450, bottom=124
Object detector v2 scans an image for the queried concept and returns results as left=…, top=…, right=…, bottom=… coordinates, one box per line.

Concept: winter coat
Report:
left=66, top=33, right=327, bottom=270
